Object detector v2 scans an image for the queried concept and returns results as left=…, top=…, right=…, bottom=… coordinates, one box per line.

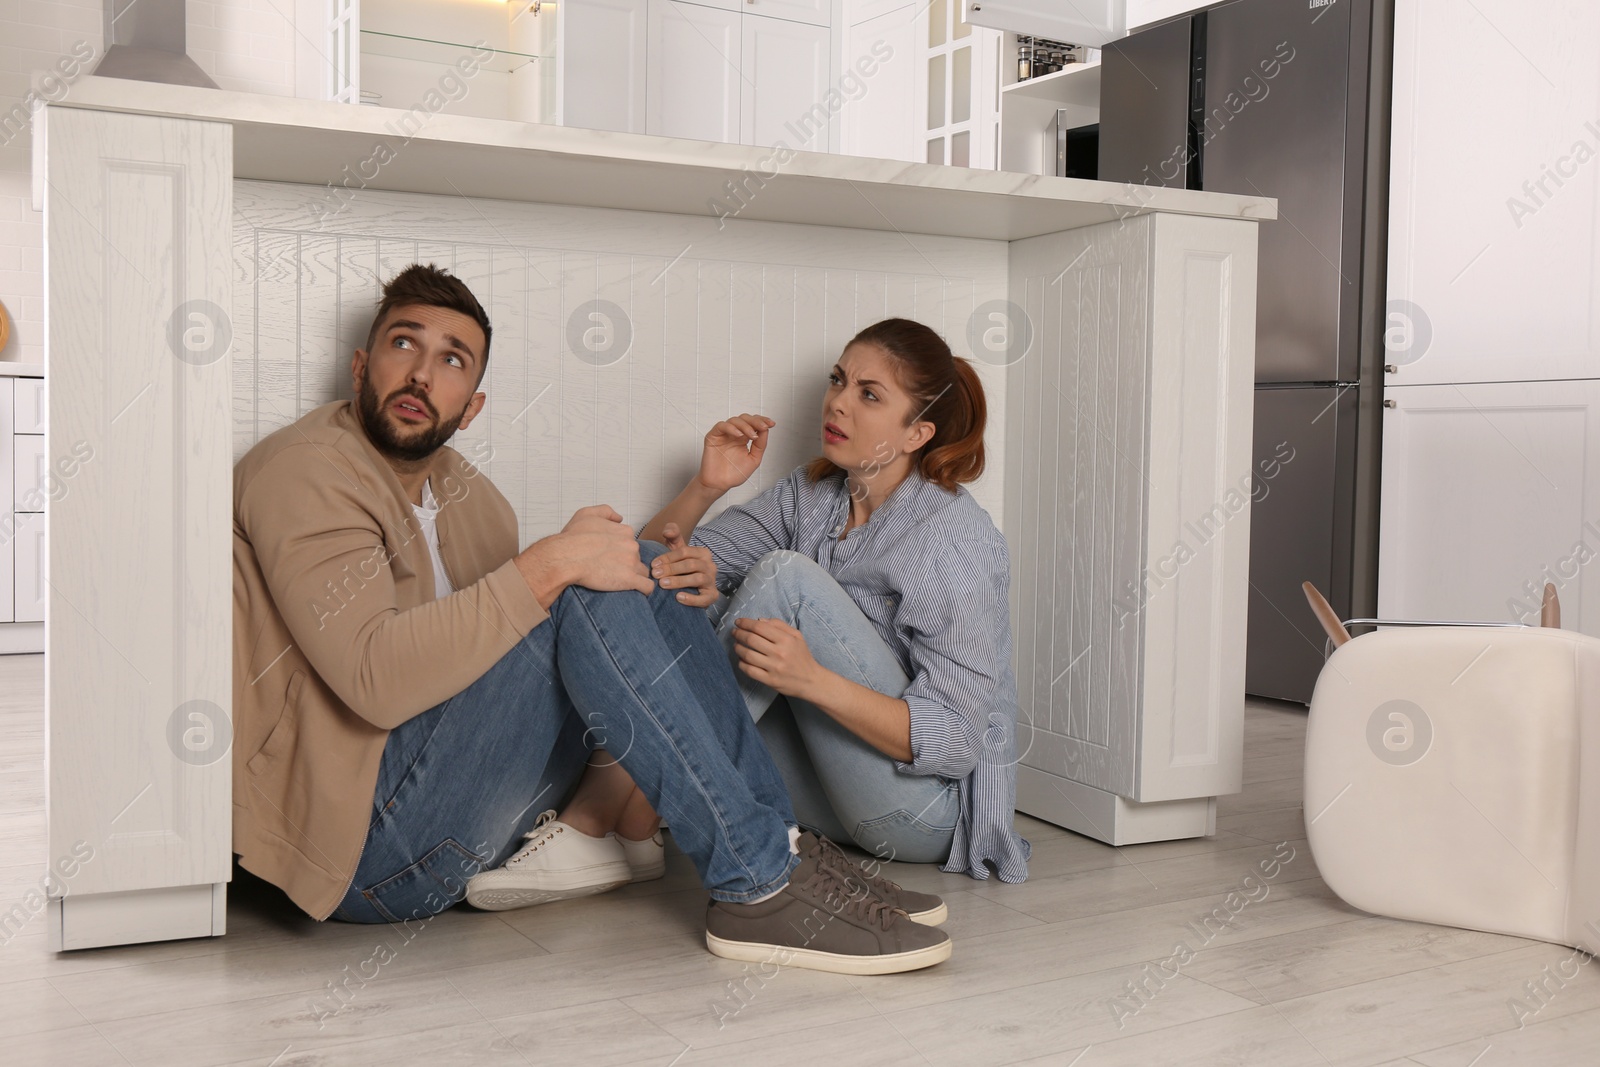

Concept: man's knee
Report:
left=637, top=539, right=670, bottom=565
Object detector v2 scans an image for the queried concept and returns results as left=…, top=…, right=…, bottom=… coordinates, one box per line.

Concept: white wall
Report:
left=0, top=0, right=302, bottom=364
left=230, top=179, right=1012, bottom=534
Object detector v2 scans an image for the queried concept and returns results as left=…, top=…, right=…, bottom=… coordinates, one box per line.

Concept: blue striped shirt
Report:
left=692, top=465, right=1031, bottom=883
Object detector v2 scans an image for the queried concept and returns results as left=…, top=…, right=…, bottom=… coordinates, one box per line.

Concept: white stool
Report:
left=1301, top=584, right=1600, bottom=954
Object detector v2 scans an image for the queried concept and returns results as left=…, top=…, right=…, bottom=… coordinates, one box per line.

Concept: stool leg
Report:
left=1542, top=582, right=1561, bottom=629
left=1302, top=582, right=1351, bottom=647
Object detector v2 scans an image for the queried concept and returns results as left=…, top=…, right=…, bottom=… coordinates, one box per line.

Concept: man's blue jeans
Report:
left=332, top=541, right=798, bottom=923
left=708, top=550, right=959, bottom=864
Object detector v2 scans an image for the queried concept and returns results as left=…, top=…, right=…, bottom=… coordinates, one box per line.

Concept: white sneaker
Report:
left=616, top=829, right=666, bottom=882
left=465, top=810, right=631, bottom=911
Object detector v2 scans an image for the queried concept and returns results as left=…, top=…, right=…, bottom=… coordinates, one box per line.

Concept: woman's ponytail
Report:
left=920, top=355, right=986, bottom=488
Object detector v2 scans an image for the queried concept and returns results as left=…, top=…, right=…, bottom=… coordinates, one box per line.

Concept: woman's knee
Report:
left=737, top=551, right=837, bottom=606
left=750, top=549, right=818, bottom=582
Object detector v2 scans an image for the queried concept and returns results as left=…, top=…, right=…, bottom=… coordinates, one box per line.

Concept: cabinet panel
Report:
left=741, top=15, right=831, bottom=152
left=648, top=0, right=743, bottom=143
left=14, top=377, right=45, bottom=433
left=745, top=0, right=830, bottom=27
left=1379, top=381, right=1600, bottom=634
left=561, top=0, right=648, bottom=134
left=45, top=105, right=234, bottom=902
left=14, top=511, right=43, bottom=623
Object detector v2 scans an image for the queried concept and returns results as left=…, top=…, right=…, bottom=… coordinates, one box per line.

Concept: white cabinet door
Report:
left=14, top=511, right=43, bottom=623
left=745, top=0, right=831, bottom=27
left=13, top=433, right=43, bottom=508
left=840, top=2, right=918, bottom=161
left=1379, top=381, right=1600, bottom=635
left=648, top=0, right=743, bottom=143
left=741, top=14, right=831, bottom=152
left=561, top=0, right=649, bottom=134
left=1387, top=0, right=1600, bottom=386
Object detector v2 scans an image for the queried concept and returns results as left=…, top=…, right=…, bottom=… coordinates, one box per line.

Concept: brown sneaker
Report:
left=704, top=854, right=952, bottom=975
left=799, top=831, right=948, bottom=926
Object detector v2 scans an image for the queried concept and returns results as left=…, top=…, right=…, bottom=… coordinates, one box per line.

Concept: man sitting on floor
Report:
left=230, top=263, right=949, bottom=974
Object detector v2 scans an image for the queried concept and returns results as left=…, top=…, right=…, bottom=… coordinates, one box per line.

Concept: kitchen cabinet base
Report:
left=0, top=622, right=43, bottom=654
left=48, top=882, right=227, bottom=952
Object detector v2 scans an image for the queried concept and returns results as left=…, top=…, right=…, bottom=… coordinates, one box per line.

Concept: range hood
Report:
left=964, top=0, right=1127, bottom=45
left=91, top=0, right=219, bottom=89
left=963, top=0, right=1209, bottom=45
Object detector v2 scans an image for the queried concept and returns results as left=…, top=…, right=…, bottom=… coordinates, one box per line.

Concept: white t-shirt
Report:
left=412, top=477, right=454, bottom=600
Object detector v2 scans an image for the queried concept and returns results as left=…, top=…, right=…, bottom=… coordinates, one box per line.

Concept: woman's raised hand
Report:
left=696, top=413, right=775, bottom=493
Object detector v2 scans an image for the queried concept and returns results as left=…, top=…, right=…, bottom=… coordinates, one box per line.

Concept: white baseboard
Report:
left=1016, top=764, right=1218, bottom=845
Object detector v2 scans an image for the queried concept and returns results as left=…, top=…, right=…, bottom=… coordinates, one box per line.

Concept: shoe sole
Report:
left=465, top=864, right=632, bottom=912
left=628, top=863, right=667, bottom=883
left=906, top=902, right=948, bottom=926
left=704, top=931, right=952, bottom=975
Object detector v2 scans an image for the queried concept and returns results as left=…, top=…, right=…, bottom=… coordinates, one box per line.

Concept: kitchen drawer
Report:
left=14, top=434, right=44, bottom=511
left=13, top=378, right=44, bottom=434
left=14, top=510, right=43, bottom=623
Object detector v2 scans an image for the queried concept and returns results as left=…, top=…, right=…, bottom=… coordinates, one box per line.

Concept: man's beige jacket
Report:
left=232, top=401, right=546, bottom=919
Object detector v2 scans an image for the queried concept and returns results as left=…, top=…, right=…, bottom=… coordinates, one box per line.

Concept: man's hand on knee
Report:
left=515, top=505, right=655, bottom=606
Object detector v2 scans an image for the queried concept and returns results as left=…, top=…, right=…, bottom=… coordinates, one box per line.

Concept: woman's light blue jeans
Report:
left=331, top=540, right=799, bottom=923
left=709, top=550, right=959, bottom=864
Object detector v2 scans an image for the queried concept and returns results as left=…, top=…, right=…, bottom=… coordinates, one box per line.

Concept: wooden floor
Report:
left=3, top=652, right=1597, bottom=1066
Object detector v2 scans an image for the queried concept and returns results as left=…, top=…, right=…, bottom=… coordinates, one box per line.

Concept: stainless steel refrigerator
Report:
left=1098, top=0, right=1393, bottom=703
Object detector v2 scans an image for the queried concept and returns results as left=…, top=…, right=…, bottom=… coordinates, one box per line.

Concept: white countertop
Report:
left=43, top=77, right=1275, bottom=243
left=0, top=362, right=43, bottom=377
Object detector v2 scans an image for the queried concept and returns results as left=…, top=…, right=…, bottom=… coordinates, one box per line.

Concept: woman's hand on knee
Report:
left=651, top=523, right=720, bottom=607
left=732, top=617, right=821, bottom=696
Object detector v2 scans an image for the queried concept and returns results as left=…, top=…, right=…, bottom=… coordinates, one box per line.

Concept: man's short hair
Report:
left=364, top=263, right=493, bottom=383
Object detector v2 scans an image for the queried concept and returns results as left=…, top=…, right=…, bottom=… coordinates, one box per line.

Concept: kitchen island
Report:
left=37, top=75, right=1272, bottom=948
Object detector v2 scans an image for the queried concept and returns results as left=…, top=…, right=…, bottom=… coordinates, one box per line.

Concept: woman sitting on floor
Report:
left=639, top=317, right=1031, bottom=884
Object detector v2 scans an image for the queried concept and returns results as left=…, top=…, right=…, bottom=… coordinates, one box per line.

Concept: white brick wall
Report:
left=0, top=0, right=305, bottom=362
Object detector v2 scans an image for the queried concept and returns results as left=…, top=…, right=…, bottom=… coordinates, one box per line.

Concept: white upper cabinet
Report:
left=561, top=0, right=650, bottom=134
left=742, top=15, right=832, bottom=151
left=840, top=2, right=920, bottom=161
left=648, top=0, right=745, bottom=143
left=1387, top=0, right=1600, bottom=387
left=744, top=0, right=832, bottom=27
